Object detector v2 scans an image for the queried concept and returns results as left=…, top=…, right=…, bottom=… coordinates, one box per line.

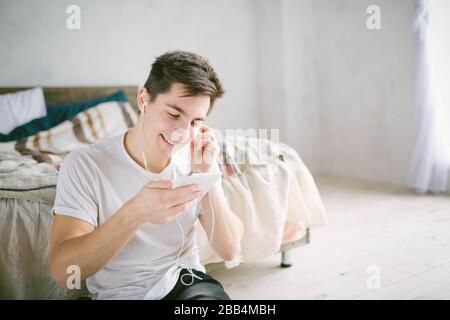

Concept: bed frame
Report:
left=0, top=86, right=139, bottom=113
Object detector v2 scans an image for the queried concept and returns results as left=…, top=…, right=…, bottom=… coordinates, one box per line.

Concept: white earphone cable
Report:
left=174, top=189, right=215, bottom=286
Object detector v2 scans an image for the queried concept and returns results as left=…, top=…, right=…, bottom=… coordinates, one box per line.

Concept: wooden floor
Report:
left=206, top=175, right=450, bottom=300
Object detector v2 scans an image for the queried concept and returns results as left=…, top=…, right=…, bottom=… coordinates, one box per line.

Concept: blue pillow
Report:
left=0, top=90, right=128, bottom=142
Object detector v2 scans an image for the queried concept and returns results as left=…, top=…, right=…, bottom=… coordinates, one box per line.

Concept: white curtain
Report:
left=408, top=0, right=450, bottom=194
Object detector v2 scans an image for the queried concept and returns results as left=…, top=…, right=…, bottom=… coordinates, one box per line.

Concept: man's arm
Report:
left=50, top=202, right=141, bottom=288
left=50, top=180, right=202, bottom=288
left=199, top=178, right=244, bottom=262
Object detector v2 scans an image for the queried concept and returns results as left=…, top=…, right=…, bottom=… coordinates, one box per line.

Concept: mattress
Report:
left=0, top=198, right=88, bottom=299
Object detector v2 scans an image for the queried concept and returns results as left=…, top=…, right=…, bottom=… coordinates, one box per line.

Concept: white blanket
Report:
left=196, top=137, right=328, bottom=266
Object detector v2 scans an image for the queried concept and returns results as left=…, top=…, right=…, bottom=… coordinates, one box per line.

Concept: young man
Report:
left=50, top=51, right=244, bottom=300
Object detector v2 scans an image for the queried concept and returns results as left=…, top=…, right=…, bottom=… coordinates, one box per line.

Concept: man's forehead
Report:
left=155, top=83, right=210, bottom=114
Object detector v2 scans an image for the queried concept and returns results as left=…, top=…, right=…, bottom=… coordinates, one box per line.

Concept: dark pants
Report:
left=162, top=268, right=231, bottom=300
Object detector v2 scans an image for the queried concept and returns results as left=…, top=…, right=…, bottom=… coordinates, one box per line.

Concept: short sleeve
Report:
left=51, top=149, right=99, bottom=227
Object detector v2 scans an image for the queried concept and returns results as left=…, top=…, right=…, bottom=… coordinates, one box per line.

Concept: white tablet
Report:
left=171, top=172, right=221, bottom=193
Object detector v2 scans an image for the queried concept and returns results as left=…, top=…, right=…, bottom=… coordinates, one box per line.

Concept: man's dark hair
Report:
left=143, top=51, right=225, bottom=113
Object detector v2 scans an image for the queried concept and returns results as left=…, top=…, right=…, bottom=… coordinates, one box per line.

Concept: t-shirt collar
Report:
left=120, top=128, right=183, bottom=177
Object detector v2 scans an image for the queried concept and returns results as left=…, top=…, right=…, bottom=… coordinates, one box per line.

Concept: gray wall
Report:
left=0, top=0, right=260, bottom=131
left=312, top=0, right=416, bottom=187
left=254, top=0, right=416, bottom=186
left=0, top=0, right=417, bottom=188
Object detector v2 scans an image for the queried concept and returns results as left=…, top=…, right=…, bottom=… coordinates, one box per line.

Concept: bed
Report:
left=0, top=86, right=326, bottom=299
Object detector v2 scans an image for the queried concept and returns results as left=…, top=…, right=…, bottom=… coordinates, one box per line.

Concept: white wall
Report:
left=255, top=0, right=320, bottom=172
left=0, top=0, right=418, bottom=187
left=0, top=0, right=259, bottom=131
left=255, top=0, right=416, bottom=186
left=312, top=0, right=416, bottom=187
left=282, top=0, right=320, bottom=173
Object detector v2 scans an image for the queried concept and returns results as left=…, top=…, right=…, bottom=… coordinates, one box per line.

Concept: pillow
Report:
left=0, top=87, right=47, bottom=135
left=0, top=90, right=128, bottom=142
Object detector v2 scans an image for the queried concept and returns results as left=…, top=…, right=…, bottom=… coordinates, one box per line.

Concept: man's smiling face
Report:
left=140, top=82, right=210, bottom=160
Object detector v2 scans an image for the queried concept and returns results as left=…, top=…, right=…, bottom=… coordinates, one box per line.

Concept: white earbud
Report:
left=141, top=100, right=149, bottom=172
left=142, top=101, right=146, bottom=116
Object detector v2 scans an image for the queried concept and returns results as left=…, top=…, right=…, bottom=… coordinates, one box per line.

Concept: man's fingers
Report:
left=199, top=131, right=215, bottom=140
left=200, top=137, right=214, bottom=147
left=172, top=183, right=200, bottom=196
left=201, top=138, right=220, bottom=156
left=199, top=125, right=211, bottom=134
left=167, top=189, right=203, bottom=207
left=191, top=129, right=215, bottom=151
left=162, top=184, right=201, bottom=206
left=166, top=196, right=202, bottom=220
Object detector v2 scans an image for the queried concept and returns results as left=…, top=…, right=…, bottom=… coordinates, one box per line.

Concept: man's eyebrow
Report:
left=167, top=104, right=205, bottom=121
left=167, top=104, right=185, bottom=114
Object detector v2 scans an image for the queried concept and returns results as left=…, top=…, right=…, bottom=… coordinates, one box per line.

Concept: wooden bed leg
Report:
left=280, top=250, right=293, bottom=268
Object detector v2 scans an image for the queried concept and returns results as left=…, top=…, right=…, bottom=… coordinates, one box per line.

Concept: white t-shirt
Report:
left=51, top=129, right=213, bottom=300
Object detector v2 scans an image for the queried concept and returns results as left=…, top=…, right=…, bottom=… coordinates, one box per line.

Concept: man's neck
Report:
left=124, top=127, right=170, bottom=173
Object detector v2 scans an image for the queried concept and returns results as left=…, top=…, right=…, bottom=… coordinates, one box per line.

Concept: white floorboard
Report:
left=206, top=175, right=450, bottom=300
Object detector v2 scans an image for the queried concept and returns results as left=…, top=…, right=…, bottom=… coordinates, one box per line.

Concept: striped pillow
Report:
left=0, top=90, right=128, bottom=142
left=0, top=101, right=137, bottom=167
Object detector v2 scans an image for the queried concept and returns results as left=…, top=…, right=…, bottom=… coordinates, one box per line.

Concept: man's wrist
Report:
left=119, top=199, right=144, bottom=229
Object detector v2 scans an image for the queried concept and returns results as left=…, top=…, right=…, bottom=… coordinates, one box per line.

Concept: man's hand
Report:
left=191, top=125, right=220, bottom=173
left=50, top=179, right=204, bottom=286
left=127, top=180, right=205, bottom=224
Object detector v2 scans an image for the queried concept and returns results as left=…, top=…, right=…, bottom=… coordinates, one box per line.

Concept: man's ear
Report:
left=137, top=87, right=151, bottom=113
